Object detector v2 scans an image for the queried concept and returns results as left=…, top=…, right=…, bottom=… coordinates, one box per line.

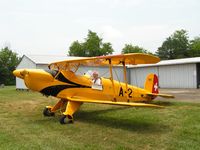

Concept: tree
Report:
left=188, top=36, right=200, bottom=57
left=121, top=44, right=152, bottom=54
left=68, top=41, right=85, bottom=56
left=101, top=43, right=114, bottom=56
left=156, top=29, right=189, bottom=60
left=68, top=30, right=114, bottom=56
left=0, top=47, right=20, bottom=85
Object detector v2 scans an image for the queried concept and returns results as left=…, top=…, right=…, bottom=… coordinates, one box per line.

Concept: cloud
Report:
left=101, top=26, right=123, bottom=40
left=99, top=24, right=177, bottom=54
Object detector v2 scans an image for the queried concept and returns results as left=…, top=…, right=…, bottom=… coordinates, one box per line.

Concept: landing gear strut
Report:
left=43, top=100, right=82, bottom=124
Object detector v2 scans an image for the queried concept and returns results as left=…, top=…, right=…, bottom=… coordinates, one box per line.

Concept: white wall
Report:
left=159, top=64, right=197, bottom=88
left=36, top=64, right=49, bottom=70
left=129, top=63, right=197, bottom=88
left=130, top=66, right=158, bottom=88
left=16, top=56, right=36, bottom=89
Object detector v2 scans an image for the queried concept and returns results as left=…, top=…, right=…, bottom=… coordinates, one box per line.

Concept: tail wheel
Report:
left=60, top=115, right=73, bottom=124
left=43, top=107, right=55, bottom=117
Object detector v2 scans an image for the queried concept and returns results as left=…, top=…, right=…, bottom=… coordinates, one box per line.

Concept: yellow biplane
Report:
left=13, top=53, right=174, bottom=124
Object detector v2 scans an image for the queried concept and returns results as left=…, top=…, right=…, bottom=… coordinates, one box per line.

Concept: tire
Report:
left=60, top=115, right=73, bottom=124
left=43, top=107, right=55, bottom=117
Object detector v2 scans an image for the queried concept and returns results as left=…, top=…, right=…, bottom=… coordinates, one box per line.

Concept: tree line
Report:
left=68, top=29, right=200, bottom=59
left=1, top=29, right=200, bottom=85
left=0, top=47, right=20, bottom=85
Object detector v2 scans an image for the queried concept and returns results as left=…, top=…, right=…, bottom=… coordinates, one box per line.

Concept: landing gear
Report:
left=43, top=100, right=81, bottom=124
left=60, top=115, right=73, bottom=124
left=43, top=107, right=55, bottom=117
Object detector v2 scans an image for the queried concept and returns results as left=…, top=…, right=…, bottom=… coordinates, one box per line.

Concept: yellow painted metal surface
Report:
left=49, top=53, right=160, bottom=70
left=63, top=101, right=82, bottom=116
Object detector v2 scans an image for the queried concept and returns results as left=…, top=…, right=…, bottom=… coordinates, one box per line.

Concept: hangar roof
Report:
left=128, top=57, right=200, bottom=68
left=22, top=55, right=82, bottom=65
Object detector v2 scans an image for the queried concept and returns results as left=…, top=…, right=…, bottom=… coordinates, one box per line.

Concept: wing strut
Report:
left=108, top=59, right=117, bottom=101
left=122, top=61, right=129, bottom=102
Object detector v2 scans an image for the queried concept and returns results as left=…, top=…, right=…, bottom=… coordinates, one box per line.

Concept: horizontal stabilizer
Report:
left=67, top=97, right=163, bottom=108
left=148, top=93, right=174, bottom=98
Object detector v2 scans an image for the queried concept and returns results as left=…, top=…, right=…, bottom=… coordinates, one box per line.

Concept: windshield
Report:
left=45, top=69, right=59, bottom=77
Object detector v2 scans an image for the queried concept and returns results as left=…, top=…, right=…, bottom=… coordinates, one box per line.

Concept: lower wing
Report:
left=67, top=97, right=163, bottom=108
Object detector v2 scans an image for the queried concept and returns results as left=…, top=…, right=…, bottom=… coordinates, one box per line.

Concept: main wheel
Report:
left=43, top=107, right=55, bottom=117
left=60, top=115, right=73, bottom=124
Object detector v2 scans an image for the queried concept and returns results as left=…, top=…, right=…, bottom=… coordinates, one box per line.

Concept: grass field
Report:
left=0, top=86, right=200, bottom=150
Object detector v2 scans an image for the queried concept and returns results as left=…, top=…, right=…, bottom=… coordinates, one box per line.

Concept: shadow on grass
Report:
left=74, top=107, right=170, bottom=134
left=153, top=101, right=174, bottom=106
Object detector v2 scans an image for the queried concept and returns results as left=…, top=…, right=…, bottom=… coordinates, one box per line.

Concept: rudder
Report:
left=144, top=74, right=159, bottom=94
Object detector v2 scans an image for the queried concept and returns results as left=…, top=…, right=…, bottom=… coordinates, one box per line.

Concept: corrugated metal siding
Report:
left=130, top=67, right=158, bottom=88
left=197, top=63, right=200, bottom=88
left=129, top=63, right=197, bottom=88
left=159, top=64, right=196, bottom=88
left=16, top=56, right=36, bottom=89
left=36, top=64, right=49, bottom=70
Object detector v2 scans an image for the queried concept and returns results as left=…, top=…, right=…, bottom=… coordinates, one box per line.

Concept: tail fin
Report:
left=144, top=74, right=159, bottom=94
left=145, top=74, right=175, bottom=99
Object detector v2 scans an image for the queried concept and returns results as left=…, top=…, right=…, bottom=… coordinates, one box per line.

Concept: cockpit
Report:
left=91, top=71, right=103, bottom=90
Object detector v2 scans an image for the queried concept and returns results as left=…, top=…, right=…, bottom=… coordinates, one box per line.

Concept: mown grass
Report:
left=0, top=86, right=200, bottom=150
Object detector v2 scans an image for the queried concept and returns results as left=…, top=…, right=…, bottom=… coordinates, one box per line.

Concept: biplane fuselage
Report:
left=16, top=69, right=153, bottom=102
left=13, top=53, right=174, bottom=124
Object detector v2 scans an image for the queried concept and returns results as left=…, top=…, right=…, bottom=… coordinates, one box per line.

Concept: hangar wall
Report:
left=16, top=56, right=36, bottom=89
left=130, top=66, right=158, bottom=87
left=36, top=64, right=49, bottom=70
left=159, top=64, right=196, bottom=88
left=129, top=63, right=197, bottom=88
left=196, top=63, right=200, bottom=88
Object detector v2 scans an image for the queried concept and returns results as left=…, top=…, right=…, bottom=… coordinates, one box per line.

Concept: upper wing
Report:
left=48, top=53, right=160, bottom=70
left=67, top=96, right=163, bottom=108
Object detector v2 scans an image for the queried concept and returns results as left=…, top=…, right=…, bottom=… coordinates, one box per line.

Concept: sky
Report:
left=0, top=0, right=200, bottom=56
